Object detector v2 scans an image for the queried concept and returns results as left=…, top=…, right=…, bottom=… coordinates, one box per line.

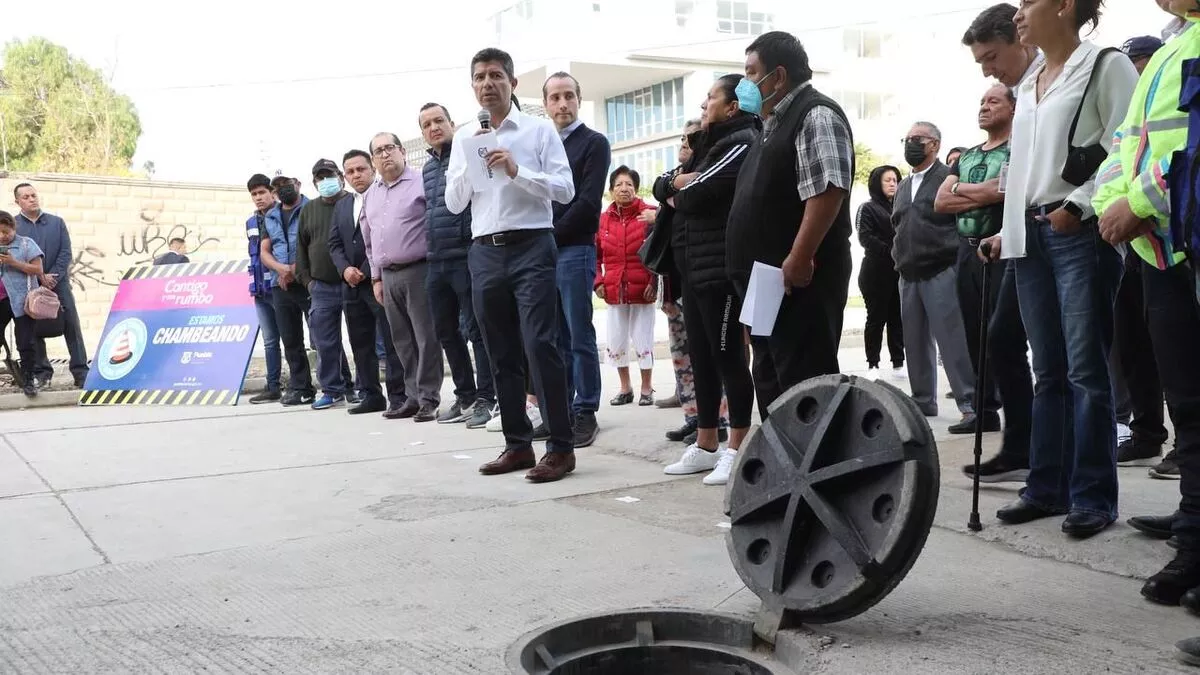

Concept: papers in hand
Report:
left=460, top=131, right=511, bottom=191
left=738, top=261, right=785, bottom=337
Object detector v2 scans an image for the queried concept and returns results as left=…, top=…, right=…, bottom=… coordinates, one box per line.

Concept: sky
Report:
left=2, top=0, right=1175, bottom=187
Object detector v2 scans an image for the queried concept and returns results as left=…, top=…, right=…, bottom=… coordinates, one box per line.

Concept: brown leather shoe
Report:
left=383, top=400, right=418, bottom=420
left=479, top=447, right=537, bottom=475
left=526, top=452, right=576, bottom=483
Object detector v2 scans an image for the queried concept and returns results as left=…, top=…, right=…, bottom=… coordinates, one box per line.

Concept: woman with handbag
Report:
left=0, top=210, right=46, bottom=398
left=980, top=0, right=1137, bottom=538
left=596, top=166, right=657, bottom=406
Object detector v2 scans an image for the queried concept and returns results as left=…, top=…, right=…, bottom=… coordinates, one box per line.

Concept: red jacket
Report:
left=595, top=197, right=656, bottom=305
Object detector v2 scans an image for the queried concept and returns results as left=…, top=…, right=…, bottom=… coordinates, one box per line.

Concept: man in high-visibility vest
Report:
left=1093, top=3, right=1200, bottom=664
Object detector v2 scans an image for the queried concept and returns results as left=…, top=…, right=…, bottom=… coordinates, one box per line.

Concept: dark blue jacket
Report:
left=328, top=193, right=371, bottom=281
left=423, top=143, right=472, bottom=262
left=15, top=211, right=71, bottom=284
left=553, top=123, right=611, bottom=248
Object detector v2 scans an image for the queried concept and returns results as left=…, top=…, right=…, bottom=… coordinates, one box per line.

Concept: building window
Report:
left=716, top=1, right=772, bottom=36
left=675, top=0, right=695, bottom=27
left=612, top=144, right=681, bottom=192
left=831, top=90, right=887, bottom=121
left=843, top=28, right=884, bottom=59
left=605, top=77, right=686, bottom=143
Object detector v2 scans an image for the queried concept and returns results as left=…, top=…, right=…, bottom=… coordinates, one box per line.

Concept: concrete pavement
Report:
left=0, top=347, right=1194, bottom=673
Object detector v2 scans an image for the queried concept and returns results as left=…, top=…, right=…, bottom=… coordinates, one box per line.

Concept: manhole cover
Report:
left=725, top=374, right=939, bottom=624
left=506, top=609, right=793, bottom=675
left=508, top=375, right=938, bottom=672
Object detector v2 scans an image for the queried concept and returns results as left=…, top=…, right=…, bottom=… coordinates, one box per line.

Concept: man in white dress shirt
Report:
left=445, top=47, right=578, bottom=483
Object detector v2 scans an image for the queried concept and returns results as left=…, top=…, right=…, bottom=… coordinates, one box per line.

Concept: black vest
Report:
left=726, top=85, right=854, bottom=283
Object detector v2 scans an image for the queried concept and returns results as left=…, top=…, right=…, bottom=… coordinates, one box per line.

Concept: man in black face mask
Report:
left=260, top=176, right=317, bottom=406
left=891, top=121, right=978, bottom=430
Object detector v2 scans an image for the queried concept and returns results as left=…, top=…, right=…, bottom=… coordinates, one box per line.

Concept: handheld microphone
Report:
left=478, top=109, right=492, bottom=131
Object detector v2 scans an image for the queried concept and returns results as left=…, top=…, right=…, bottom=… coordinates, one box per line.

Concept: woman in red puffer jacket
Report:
left=596, top=165, right=658, bottom=407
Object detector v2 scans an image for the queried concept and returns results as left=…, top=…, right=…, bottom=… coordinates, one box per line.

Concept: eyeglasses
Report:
left=373, top=144, right=400, bottom=157
left=901, top=136, right=933, bottom=145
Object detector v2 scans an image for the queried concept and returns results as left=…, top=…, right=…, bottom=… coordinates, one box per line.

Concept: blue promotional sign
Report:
left=80, top=260, right=259, bottom=406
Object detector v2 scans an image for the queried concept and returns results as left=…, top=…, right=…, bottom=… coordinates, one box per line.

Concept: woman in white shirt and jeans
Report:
left=981, top=0, right=1137, bottom=538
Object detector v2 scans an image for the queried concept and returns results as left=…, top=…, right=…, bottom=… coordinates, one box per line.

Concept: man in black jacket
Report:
left=544, top=72, right=610, bottom=448
left=726, top=31, right=855, bottom=417
left=891, top=121, right=976, bottom=423
left=419, top=103, right=494, bottom=429
left=329, top=150, right=408, bottom=417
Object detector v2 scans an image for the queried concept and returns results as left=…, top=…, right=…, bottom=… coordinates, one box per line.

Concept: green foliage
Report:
left=854, top=142, right=886, bottom=186
left=0, top=37, right=142, bottom=175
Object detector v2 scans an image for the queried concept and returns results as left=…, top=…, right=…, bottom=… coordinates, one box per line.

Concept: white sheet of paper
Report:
left=459, top=131, right=510, bottom=191
left=738, top=261, right=785, bottom=337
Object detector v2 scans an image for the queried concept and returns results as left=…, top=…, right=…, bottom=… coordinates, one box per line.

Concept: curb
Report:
left=0, top=378, right=270, bottom=412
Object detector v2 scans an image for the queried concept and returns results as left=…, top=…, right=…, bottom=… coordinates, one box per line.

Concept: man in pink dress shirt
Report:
left=362, top=132, right=445, bottom=423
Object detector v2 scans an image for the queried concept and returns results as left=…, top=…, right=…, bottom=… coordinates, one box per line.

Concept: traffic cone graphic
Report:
left=109, top=330, right=134, bottom=365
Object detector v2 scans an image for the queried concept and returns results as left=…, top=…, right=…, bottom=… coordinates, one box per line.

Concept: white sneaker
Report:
left=1117, top=422, right=1132, bottom=445
left=527, top=401, right=544, bottom=428
left=892, top=366, right=907, bottom=380
left=664, top=443, right=722, bottom=475
left=703, top=449, right=738, bottom=485
left=485, top=404, right=503, bottom=432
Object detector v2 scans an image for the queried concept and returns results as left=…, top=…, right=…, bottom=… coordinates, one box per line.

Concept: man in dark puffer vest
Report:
left=419, top=103, right=495, bottom=429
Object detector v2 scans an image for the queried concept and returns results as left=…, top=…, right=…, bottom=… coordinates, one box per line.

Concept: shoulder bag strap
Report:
left=1066, top=47, right=1121, bottom=149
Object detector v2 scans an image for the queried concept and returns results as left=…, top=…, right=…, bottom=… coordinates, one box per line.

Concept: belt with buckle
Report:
left=384, top=260, right=422, bottom=273
left=1026, top=201, right=1064, bottom=219
left=964, top=236, right=982, bottom=247
left=473, top=229, right=549, bottom=247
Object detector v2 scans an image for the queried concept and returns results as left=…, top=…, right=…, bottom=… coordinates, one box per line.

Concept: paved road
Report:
left=0, top=348, right=1192, bottom=673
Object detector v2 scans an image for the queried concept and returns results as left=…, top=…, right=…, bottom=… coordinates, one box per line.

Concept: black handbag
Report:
left=34, top=309, right=65, bottom=338
left=1061, top=47, right=1121, bottom=187
left=637, top=205, right=675, bottom=276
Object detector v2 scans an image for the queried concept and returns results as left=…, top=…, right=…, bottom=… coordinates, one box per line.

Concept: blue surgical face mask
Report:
left=316, top=177, right=341, bottom=198
left=735, top=71, right=779, bottom=116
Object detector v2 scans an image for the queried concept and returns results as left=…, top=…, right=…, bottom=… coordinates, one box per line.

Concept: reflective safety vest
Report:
left=1093, top=22, right=1198, bottom=269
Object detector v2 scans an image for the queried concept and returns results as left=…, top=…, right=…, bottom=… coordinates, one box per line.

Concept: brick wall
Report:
left=0, top=173, right=251, bottom=359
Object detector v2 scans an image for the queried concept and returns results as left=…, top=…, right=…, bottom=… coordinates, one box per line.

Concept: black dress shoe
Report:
left=666, top=421, right=698, bottom=442
left=348, top=397, right=387, bottom=415
left=1142, top=552, right=1200, bottom=605
left=531, top=423, right=551, bottom=442
left=384, top=400, right=419, bottom=420
left=996, top=499, right=1061, bottom=524
left=1176, top=636, right=1200, bottom=667
left=1182, top=586, right=1200, bottom=615
left=1061, top=511, right=1113, bottom=539
left=948, top=411, right=1002, bottom=435
left=413, top=404, right=438, bottom=423
left=1128, top=513, right=1178, bottom=540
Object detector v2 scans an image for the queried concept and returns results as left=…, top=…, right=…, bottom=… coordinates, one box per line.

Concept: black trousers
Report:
left=32, top=282, right=88, bottom=381
left=1142, top=261, right=1200, bottom=550
left=681, top=281, right=755, bottom=429
left=344, top=282, right=406, bottom=407
left=271, top=284, right=314, bottom=396
left=469, top=231, right=573, bottom=454
left=0, top=297, right=36, bottom=381
left=986, top=261, right=1033, bottom=464
left=955, top=240, right=1003, bottom=415
left=858, top=257, right=903, bottom=368
left=735, top=246, right=852, bottom=419
left=1111, top=251, right=1171, bottom=446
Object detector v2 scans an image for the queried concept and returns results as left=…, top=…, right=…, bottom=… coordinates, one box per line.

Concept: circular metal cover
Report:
left=725, top=374, right=939, bottom=624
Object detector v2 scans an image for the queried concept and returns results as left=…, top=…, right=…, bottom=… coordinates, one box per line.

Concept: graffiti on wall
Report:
left=70, top=203, right=224, bottom=290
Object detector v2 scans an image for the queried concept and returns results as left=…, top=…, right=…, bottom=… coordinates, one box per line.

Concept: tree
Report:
left=142, top=160, right=155, bottom=179
left=0, top=37, right=141, bottom=175
left=854, top=142, right=886, bottom=186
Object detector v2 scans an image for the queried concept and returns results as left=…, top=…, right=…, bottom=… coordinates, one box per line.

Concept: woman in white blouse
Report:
left=980, top=0, right=1137, bottom=538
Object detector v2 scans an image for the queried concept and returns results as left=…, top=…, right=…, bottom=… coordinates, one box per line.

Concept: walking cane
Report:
left=968, top=241, right=993, bottom=533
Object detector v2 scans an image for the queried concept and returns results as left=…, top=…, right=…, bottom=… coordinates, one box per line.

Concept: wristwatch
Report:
left=1062, top=201, right=1084, bottom=219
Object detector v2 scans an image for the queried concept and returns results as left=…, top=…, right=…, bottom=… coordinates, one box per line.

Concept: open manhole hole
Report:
left=508, top=375, right=938, bottom=674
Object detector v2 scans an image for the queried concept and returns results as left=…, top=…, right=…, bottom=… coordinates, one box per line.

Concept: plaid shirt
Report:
left=764, top=83, right=854, bottom=201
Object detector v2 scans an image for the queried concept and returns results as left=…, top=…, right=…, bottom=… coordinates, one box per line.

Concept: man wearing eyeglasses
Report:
left=363, top=133, right=444, bottom=423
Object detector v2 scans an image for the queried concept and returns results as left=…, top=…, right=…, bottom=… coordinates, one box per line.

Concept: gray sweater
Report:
left=891, top=161, right=959, bottom=281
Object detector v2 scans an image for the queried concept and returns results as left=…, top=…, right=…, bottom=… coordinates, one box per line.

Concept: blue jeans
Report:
left=1014, top=216, right=1122, bottom=519
left=309, top=280, right=349, bottom=397
left=556, top=245, right=602, bottom=416
left=254, top=294, right=282, bottom=393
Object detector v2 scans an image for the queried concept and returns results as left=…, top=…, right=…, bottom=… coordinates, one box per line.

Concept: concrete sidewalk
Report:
left=0, top=347, right=1192, bottom=673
